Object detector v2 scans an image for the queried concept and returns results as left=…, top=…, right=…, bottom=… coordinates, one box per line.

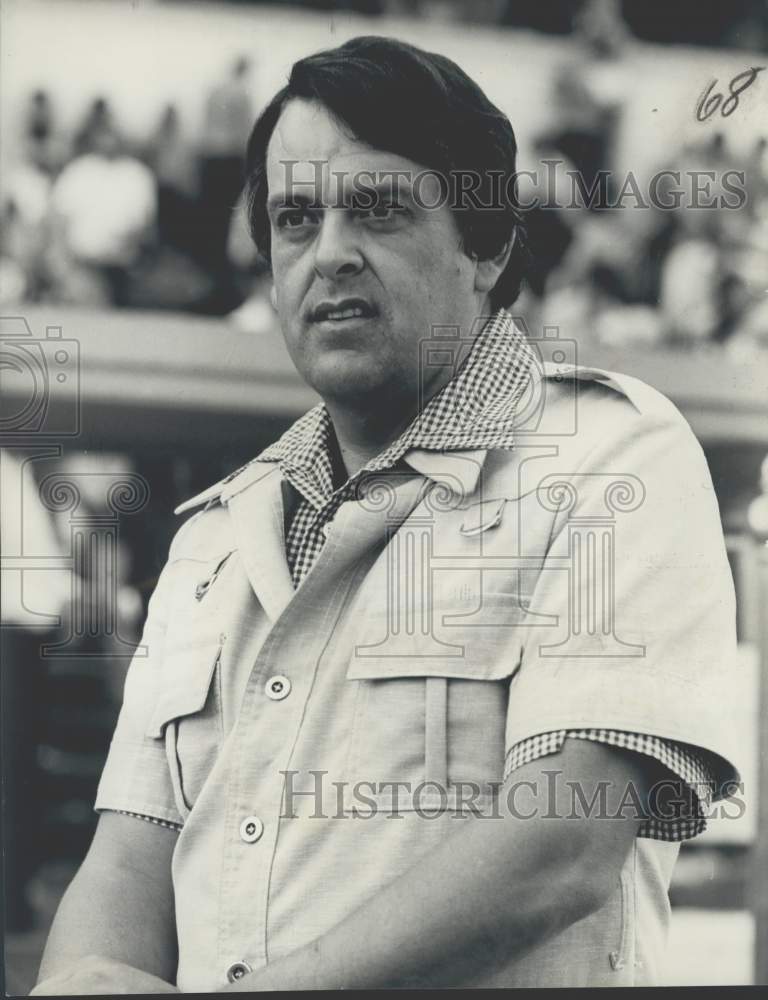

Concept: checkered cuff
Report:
left=111, top=809, right=183, bottom=832
left=504, top=729, right=717, bottom=841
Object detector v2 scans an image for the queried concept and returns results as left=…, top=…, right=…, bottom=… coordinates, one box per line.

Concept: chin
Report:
left=314, top=373, right=388, bottom=402
left=307, top=356, right=390, bottom=399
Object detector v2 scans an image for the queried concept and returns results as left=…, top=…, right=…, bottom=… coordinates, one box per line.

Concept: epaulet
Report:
left=173, top=457, right=277, bottom=516
left=174, top=478, right=228, bottom=516
left=541, top=361, right=678, bottom=420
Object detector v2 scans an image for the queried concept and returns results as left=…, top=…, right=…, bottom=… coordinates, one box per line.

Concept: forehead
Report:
left=266, top=98, right=424, bottom=202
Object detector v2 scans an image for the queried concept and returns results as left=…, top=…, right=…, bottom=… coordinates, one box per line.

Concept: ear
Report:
left=473, top=228, right=517, bottom=295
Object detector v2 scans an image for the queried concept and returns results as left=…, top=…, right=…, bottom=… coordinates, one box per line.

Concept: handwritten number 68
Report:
left=696, top=66, right=765, bottom=121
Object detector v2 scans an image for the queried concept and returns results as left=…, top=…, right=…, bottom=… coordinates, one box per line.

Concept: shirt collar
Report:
left=258, top=309, right=535, bottom=509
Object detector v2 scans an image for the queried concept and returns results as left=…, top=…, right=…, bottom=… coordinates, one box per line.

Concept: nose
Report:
left=313, top=212, right=364, bottom=280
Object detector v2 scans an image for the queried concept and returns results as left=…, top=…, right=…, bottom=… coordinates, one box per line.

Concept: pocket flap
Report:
left=346, top=589, right=525, bottom=683
left=146, top=634, right=223, bottom=738
left=346, top=656, right=518, bottom=683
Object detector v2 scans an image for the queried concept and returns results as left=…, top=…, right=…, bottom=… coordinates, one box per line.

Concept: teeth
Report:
left=324, top=306, right=365, bottom=320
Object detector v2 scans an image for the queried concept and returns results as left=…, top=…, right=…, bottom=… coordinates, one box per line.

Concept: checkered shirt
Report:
left=259, top=309, right=537, bottom=587
left=123, top=311, right=717, bottom=839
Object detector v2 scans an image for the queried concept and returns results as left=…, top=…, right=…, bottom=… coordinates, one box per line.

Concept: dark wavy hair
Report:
left=244, top=35, right=528, bottom=309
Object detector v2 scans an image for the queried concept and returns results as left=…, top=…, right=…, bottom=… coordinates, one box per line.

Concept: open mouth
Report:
left=310, top=298, right=377, bottom=323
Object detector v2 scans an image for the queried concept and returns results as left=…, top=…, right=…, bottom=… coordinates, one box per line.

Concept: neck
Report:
left=320, top=299, right=496, bottom=479
left=324, top=370, right=452, bottom=479
left=324, top=399, right=416, bottom=480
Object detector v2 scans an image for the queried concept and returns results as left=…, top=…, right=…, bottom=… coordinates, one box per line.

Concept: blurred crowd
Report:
left=530, top=138, right=768, bottom=361
left=516, top=0, right=768, bottom=361
left=2, top=5, right=767, bottom=359
left=0, top=55, right=267, bottom=320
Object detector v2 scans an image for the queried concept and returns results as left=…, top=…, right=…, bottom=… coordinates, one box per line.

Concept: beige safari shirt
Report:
left=95, top=361, right=739, bottom=989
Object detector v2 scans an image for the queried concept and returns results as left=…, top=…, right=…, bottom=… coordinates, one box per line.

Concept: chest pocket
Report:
left=146, top=629, right=225, bottom=821
left=342, top=594, right=524, bottom=815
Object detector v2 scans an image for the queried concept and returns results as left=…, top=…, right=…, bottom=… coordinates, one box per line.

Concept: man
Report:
left=49, top=124, right=156, bottom=307
left=33, top=37, right=738, bottom=993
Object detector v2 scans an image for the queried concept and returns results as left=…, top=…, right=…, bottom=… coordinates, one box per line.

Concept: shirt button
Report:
left=265, top=674, right=291, bottom=700
left=226, top=961, right=253, bottom=983
left=239, top=816, right=263, bottom=843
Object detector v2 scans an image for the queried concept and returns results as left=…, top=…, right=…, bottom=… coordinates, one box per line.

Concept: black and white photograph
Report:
left=1, top=0, right=767, bottom=992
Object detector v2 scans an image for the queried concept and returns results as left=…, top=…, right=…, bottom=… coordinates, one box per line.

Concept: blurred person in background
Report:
left=720, top=136, right=768, bottom=348
left=72, top=96, right=118, bottom=159
left=197, top=55, right=255, bottom=312
left=0, top=199, right=39, bottom=304
left=744, top=136, right=768, bottom=203
left=225, top=192, right=277, bottom=334
left=146, top=104, right=199, bottom=257
left=542, top=0, right=631, bottom=203
left=26, top=91, right=54, bottom=155
left=628, top=208, right=722, bottom=344
left=32, top=36, right=739, bottom=994
left=518, top=140, right=575, bottom=300
left=725, top=179, right=768, bottom=362
left=655, top=141, right=734, bottom=346
left=48, top=121, right=157, bottom=307
left=125, top=103, right=221, bottom=313
left=22, top=90, right=65, bottom=176
left=0, top=90, right=62, bottom=303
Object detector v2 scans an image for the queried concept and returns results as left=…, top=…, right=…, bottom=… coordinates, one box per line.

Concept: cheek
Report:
left=271, top=242, right=311, bottom=296
left=423, top=240, right=470, bottom=288
left=270, top=255, right=293, bottom=299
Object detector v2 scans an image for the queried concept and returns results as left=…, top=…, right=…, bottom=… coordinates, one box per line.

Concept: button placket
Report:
left=216, top=515, right=376, bottom=975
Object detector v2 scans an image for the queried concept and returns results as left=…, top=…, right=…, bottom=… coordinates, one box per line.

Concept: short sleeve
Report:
left=94, top=527, right=193, bottom=826
left=504, top=728, right=720, bottom=841
left=503, top=382, right=740, bottom=798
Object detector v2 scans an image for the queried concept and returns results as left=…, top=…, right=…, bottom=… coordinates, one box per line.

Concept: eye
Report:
left=276, top=208, right=319, bottom=229
left=370, top=205, right=396, bottom=220
left=356, top=203, right=407, bottom=223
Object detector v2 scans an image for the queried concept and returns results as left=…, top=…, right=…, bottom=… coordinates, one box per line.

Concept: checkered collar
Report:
left=257, top=309, right=535, bottom=511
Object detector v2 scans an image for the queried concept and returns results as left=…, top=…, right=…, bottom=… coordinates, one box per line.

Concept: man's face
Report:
left=265, top=99, right=485, bottom=408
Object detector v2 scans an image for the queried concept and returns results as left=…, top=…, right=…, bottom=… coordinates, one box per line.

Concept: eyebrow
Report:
left=350, top=177, right=412, bottom=207
left=266, top=176, right=413, bottom=215
left=266, top=192, right=318, bottom=214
